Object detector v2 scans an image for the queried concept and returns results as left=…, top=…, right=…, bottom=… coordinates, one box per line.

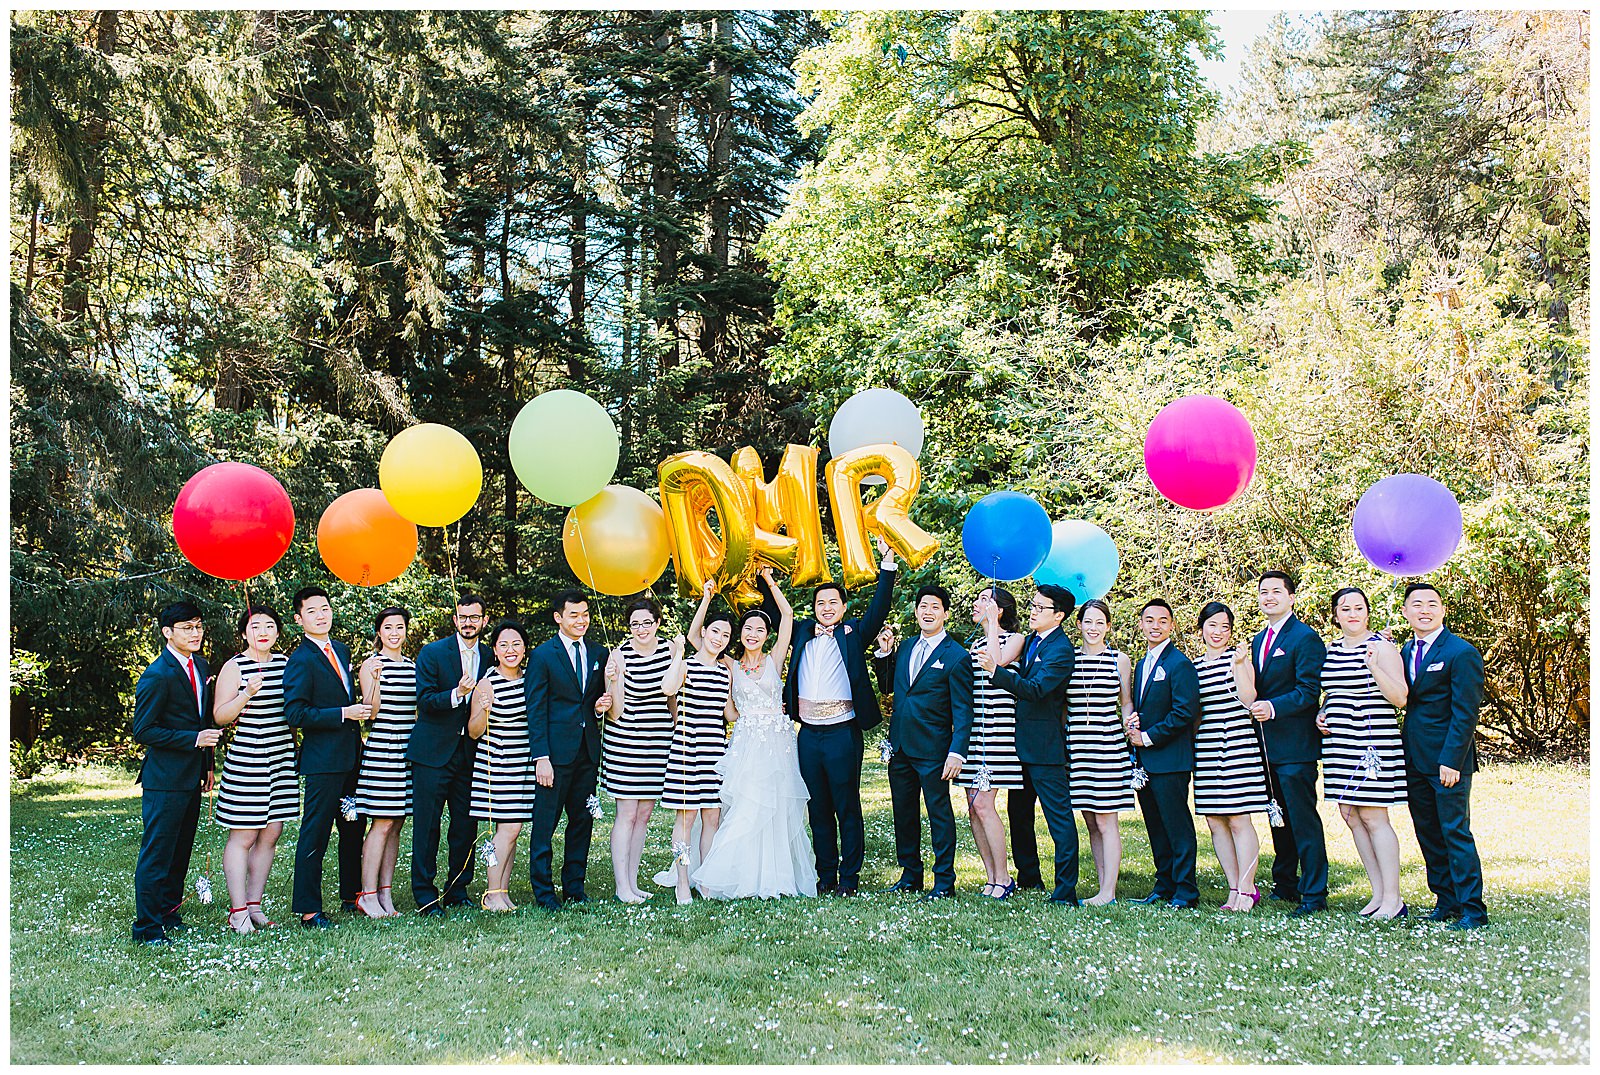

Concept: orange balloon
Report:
left=317, top=489, right=419, bottom=587
left=563, top=486, right=672, bottom=596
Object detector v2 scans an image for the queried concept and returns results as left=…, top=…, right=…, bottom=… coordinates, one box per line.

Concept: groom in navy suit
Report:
left=1400, top=583, right=1488, bottom=930
left=410, top=592, right=493, bottom=914
left=1248, top=570, right=1329, bottom=915
left=980, top=582, right=1081, bottom=905
left=525, top=589, right=612, bottom=911
left=283, top=586, right=371, bottom=927
left=872, top=584, right=974, bottom=899
left=130, top=600, right=220, bottom=944
left=785, top=539, right=897, bottom=897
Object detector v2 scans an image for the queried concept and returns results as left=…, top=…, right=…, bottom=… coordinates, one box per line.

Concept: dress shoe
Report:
left=1425, top=905, right=1462, bottom=922
left=135, top=932, right=171, bottom=947
left=1016, top=877, right=1046, bottom=891
left=1130, top=892, right=1168, bottom=906
left=817, top=881, right=838, bottom=895
left=1267, top=890, right=1299, bottom=903
left=441, top=896, right=474, bottom=910
left=563, top=893, right=593, bottom=905
left=920, top=886, right=954, bottom=901
left=1446, top=916, right=1488, bottom=931
left=340, top=900, right=360, bottom=914
left=887, top=876, right=924, bottom=894
left=163, top=919, right=188, bottom=934
left=1288, top=901, right=1326, bottom=917
left=1167, top=899, right=1199, bottom=909
left=417, top=905, right=447, bottom=919
left=1047, top=894, right=1082, bottom=907
left=834, top=887, right=858, bottom=898
left=535, top=897, right=563, bottom=912
left=299, top=912, right=337, bottom=929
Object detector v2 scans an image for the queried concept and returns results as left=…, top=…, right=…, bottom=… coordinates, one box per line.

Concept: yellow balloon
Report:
left=562, top=486, right=672, bottom=597
left=657, top=451, right=755, bottom=602
left=825, top=443, right=940, bottom=589
left=379, top=424, right=483, bottom=527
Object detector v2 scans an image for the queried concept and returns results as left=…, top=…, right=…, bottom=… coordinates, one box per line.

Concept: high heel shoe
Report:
left=227, top=906, right=255, bottom=934
left=1375, top=902, right=1408, bottom=922
left=992, top=880, right=1017, bottom=900
left=1237, top=889, right=1261, bottom=911
left=245, top=900, right=275, bottom=928
left=1222, top=887, right=1239, bottom=911
left=377, top=884, right=401, bottom=917
left=352, top=891, right=383, bottom=918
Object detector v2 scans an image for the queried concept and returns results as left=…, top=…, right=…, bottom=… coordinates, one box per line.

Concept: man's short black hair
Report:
left=552, top=588, right=589, bottom=615
left=1403, top=582, right=1443, bottom=602
left=292, top=586, right=330, bottom=615
left=913, top=583, right=951, bottom=610
left=813, top=581, right=849, bottom=606
left=1140, top=598, right=1174, bottom=618
left=159, top=600, right=204, bottom=629
left=456, top=591, right=486, bottom=613
left=1259, top=570, right=1297, bottom=594
left=1036, top=583, right=1076, bottom=621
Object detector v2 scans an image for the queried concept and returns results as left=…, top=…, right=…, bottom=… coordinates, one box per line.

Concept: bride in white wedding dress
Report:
left=689, top=569, right=818, bottom=899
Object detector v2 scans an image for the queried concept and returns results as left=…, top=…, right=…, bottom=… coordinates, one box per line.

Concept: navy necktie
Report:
left=1025, top=635, right=1041, bottom=667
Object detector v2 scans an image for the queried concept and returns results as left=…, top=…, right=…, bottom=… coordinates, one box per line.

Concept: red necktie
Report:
left=186, top=657, right=199, bottom=713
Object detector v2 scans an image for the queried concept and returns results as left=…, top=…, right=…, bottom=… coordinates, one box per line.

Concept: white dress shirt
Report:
left=1135, top=639, right=1171, bottom=747
left=167, top=644, right=205, bottom=715
left=452, top=636, right=481, bottom=706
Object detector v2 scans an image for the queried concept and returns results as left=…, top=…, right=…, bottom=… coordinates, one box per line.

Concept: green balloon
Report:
left=509, top=390, right=619, bottom=506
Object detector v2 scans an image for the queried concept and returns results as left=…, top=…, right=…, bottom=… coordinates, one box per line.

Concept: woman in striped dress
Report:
left=659, top=599, right=735, bottom=904
left=213, top=605, right=295, bottom=934
left=1318, top=586, right=1410, bottom=921
left=468, top=621, right=534, bottom=912
left=352, top=607, right=414, bottom=918
left=1192, top=602, right=1271, bottom=912
left=1066, top=599, right=1135, bottom=906
left=958, top=587, right=1025, bottom=898
left=601, top=596, right=675, bottom=903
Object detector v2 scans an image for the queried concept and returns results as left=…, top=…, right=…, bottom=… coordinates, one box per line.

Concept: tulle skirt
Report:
left=690, top=709, right=817, bottom=899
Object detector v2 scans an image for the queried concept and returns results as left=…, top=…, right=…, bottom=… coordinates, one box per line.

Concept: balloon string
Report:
left=443, top=523, right=457, bottom=589
left=571, top=516, right=611, bottom=647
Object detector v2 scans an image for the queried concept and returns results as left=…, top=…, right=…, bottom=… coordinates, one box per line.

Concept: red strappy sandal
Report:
left=246, top=900, right=275, bottom=927
left=227, top=906, right=254, bottom=934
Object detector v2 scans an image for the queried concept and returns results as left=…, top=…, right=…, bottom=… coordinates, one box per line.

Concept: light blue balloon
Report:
left=1034, top=520, right=1120, bottom=603
left=961, top=492, right=1052, bottom=581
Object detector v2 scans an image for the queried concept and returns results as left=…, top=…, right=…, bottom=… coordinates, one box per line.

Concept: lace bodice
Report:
left=730, top=654, right=786, bottom=722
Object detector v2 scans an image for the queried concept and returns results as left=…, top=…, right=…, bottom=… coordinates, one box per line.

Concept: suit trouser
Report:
left=1008, top=779, right=1042, bottom=885
left=1268, top=761, right=1328, bottom=902
left=1407, top=768, right=1486, bottom=920
left=888, top=751, right=958, bottom=889
left=1019, top=760, right=1079, bottom=900
left=292, top=768, right=364, bottom=915
left=1136, top=771, right=1198, bottom=903
left=411, top=737, right=477, bottom=908
left=133, top=787, right=201, bottom=940
left=797, top=723, right=865, bottom=889
left=528, top=755, right=599, bottom=903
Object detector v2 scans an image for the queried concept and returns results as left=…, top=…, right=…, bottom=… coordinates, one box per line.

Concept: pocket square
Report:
left=931, top=660, right=944, bottom=670
left=1273, top=648, right=1286, bottom=658
left=1153, top=667, right=1167, bottom=682
left=1426, top=661, right=1445, bottom=672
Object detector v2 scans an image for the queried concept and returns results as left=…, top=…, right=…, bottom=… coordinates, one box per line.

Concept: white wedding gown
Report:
left=689, top=655, right=818, bottom=899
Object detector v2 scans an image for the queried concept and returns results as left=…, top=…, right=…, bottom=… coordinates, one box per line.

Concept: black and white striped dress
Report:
left=955, top=631, right=1024, bottom=791
left=1321, top=637, right=1407, bottom=806
left=1066, top=647, right=1135, bottom=811
left=469, top=668, right=535, bottom=822
left=215, top=653, right=298, bottom=828
left=354, top=654, right=415, bottom=818
left=659, top=658, right=731, bottom=811
left=1193, top=652, right=1271, bottom=815
left=602, top=640, right=675, bottom=799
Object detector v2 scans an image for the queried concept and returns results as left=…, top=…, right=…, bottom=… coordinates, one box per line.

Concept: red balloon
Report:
left=317, top=489, right=418, bottom=587
left=1143, top=395, right=1258, bottom=511
left=172, top=462, right=296, bottom=580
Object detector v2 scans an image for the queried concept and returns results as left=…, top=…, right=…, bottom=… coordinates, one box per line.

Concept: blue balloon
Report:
left=1034, top=520, right=1121, bottom=603
left=961, top=492, right=1052, bottom=581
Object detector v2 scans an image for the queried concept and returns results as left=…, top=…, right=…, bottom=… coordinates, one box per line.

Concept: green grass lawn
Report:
left=9, top=759, right=1590, bottom=1063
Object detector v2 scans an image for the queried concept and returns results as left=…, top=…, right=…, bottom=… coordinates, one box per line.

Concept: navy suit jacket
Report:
left=784, top=565, right=896, bottom=731
left=410, top=634, right=494, bottom=767
left=282, top=637, right=363, bottom=775
left=872, top=633, right=975, bottom=761
left=989, top=627, right=1074, bottom=766
left=1251, top=614, right=1328, bottom=765
left=1401, top=628, right=1483, bottom=775
left=1131, top=644, right=1201, bottom=774
left=132, top=649, right=215, bottom=791
left=524, top=635, right=608, bottom=767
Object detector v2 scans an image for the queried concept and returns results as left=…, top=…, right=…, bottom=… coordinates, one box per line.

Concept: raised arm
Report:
left=467, top=678, right=494, bottom=739
left=686, top=580, right=716, bottom=651
left=764, top=569, right=795, bottom=661
left=859, top=544, right=898, bottom=643
left=359, top=654, right=384, bottom=712
left=211, top=658, right=256, bottom=726
left=1232, top=644, right=1258, bottom=706
left=660, top=635, right=690, bottom=696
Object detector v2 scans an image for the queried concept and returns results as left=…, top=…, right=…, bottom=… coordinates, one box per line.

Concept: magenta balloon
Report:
left=1143, top=395, right=1258, bottom=511
left=1352, top=474, right=1463, bottom=576
left=172, top=462, right=296, bottom=580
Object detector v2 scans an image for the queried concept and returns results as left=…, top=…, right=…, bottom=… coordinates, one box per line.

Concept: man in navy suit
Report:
left=283, top=586, right=371, bottom=927
left=1248, top=570, right=1329, bottom=915
left=1124, top=599, right=1202, bottom=908
left=784, top=540, right=898, bottom=897
left=1400, top=583, right=1488, bottom=930
left=525, top=589, right=612, bottom=911
left=978, top=582, right=1081, bottom=905
left=130, top=600, right=221, bottom=944
left=872, top=584, right=975, bottom=899
left=410, top=591, right=493, bottom=915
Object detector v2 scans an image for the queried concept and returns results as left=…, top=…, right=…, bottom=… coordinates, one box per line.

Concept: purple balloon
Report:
left=1351, top=474, right=1463, bottom=576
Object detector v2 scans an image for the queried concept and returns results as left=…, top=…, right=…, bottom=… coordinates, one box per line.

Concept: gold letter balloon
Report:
left=826, top=443, right=940, bottom=588
left=657, top=451, right=756, bottom=601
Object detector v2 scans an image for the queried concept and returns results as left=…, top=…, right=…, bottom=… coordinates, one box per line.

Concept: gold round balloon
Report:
left=562, top=485, right=672, bottom=596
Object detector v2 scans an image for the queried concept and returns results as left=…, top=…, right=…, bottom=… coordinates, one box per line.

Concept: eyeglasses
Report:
left=629, top=619, right=657, bottom=628
left=455, top=613, right=484, bottom=622
left=1028, top=600, right=1057, bottom=613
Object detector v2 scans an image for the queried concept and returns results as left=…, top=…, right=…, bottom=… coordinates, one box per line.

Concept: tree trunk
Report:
left=649, top=14, right=681, bottom=371
left=700, top=15, right=734, bottom=364
left=59, top=9, right=119, bottom=330
left=568, top=100, right=590, bottom=365
left=499, top=177, right=519, bottom=574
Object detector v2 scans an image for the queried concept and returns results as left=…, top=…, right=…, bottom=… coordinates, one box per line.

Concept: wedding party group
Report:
left=130, top=540, right=1489, bottom=944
